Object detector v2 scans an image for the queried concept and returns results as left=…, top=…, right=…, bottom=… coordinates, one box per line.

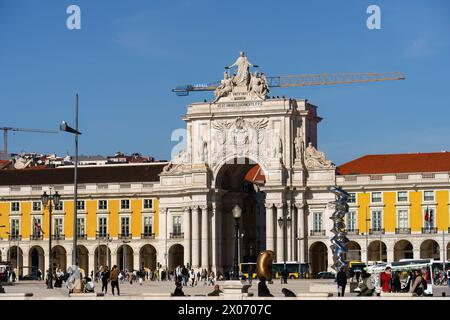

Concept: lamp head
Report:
left=41, top=192, right=49, bottom=205
left=232, top=205, right=242, bottom=219
left=53, top=191, right=61, bottom=206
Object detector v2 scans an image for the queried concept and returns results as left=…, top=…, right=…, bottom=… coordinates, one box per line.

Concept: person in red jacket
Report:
left=380, top=267, right=392, bottom=292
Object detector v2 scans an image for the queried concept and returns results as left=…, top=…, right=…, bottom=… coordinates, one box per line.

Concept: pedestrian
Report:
left=196, top=270, right=200, bottom=286
left=281, top=268, right=288, bottom=284
left=447, top=269, right=450, bottom=289
left=257, top=277, right=273, bottom=297
left=139, top=270, right=143, bottom=285
left=248, top=266, right=254, bottom=285
left=207, top=271, right=215, bottom=286
left=355, top=270, right=361, bottom=283
left=181, top=265, right=188, bottom=286
left=381, top=267, right=392, bottom=293
left=110, top=265, right=120, bottom=296
left=336, top=267, right=347, bottom=297
left=392, top=271, right=401, bottom=293
left=37, top=269, right=42, bottom=281
left=172, top=277, right=185, bottom=296
left=12, top=270, right=16, bottom=283
left=410, top=270, right=424, bottom=296
left=190, top=269, right=195, bottom=287
left=101, top=266, right=110, bottom=294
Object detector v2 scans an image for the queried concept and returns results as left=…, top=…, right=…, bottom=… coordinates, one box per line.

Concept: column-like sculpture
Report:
left=192, top=207, right=200, bottom=268
left=328, top=186, right=350, bottom=271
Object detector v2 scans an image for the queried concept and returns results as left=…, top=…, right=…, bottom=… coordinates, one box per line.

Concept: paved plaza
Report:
left=1, top=279, right=450, bottom=299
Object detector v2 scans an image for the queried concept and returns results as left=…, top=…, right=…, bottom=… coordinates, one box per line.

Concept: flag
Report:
left=34, top=217, right=44, bottom=234
left=424, top=207, right=429, bottom=222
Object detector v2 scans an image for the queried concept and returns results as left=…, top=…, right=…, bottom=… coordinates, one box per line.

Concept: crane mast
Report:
left=0, top=127, right=58, bottom=159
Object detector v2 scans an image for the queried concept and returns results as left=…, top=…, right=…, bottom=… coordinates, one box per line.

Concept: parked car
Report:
left=316, top=271, right=336, bottom=279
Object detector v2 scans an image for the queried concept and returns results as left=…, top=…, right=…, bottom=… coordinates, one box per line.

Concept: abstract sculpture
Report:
left=328, top=186, right=350, bottom=272
left=256, top=250, right=274, bottom=282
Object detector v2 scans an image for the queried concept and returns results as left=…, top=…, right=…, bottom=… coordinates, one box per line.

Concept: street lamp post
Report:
left=232, top=205, right=242, bottom=280
left=278, top=210, right=292, bottom=283
left=60, top=94, right=82, bottom=267
left=0, top=223, right=5, bottom=292
left=41, top=189, right=61, bottom=289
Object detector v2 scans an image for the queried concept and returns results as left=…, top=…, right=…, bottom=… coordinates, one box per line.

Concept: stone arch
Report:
left=28, top=246, right=45, bottom=277
left=213, top=155, right=268, bottom=187
left=420, top=239, right=440, bottom=259
left=77, top=245, right=89, bottom=276
left=8, top=246, right=24, bottom=277
left=367, top=240, right=387, bottom=262
left=394, top=240, right=413, bottom=261
left=94, top=245, right=112, bottom=270
left=51, top=245, right=67, bottom=272
left=117, top=244, right=133, bottom=271
left=168, top=244, right=184, bottom=272
left=140, top=244, right=157, bottom=270
left=309, top=241, right=328, bottom=275
left=345, top=241, right=361, bottom=261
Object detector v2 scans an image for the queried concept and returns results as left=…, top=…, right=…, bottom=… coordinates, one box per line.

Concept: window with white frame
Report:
left=423, top=208, right=435, bottom=229
left=98, top=217, right=108, bottom=237
left=98, top=200, right=108, bottom=210
left=32, top=201, right=41, bottom=211
left=371, top=192, right=382, bottom=203
left=54, top=200, right=63, bottom=211
left=10, top=218, right=20, bottom=236
left=173, top=216, right=182, bottom=235
left=313, top=212, right=323, bottom=231
left=11, top=202, right=20, bottom=212
left=346, top=211, right=357, bottom=231
left=143, top=199, right=153, bottom=209
left=77, top=217, right=85, bottom=236
left=76, top=200, right=85, bottom=211
left=348, top=193, right=356, bottom=203
left=121, top=217, right=130, bottom=236
left=121, top=199, right=130, bottom=210
left=371, top=210, right=382, bottom=231
left=397, top=210, right=409, bottom=229
left=423, top=191, right=434, bottom=202
left=397, top=191, right=408, bottom=202
left=143, top=216, right=153, bottom=235
left=54, top=217, right=64, bottom=235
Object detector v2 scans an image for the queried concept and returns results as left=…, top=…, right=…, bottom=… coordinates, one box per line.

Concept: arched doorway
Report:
left=420, top=240, right=440, bottom=259
left=214, top=158, right=266, bottom=270
left=447, top=242, right=450, bottom=261
left=169, top=244, right=184, bottom=271
left=140, top=245, right=157, bottom=270
left=368, top=240, right=387, bottom=262
left=117, top=244, right=133, bottom=271
left=94, top=245, right=112, bottom=271
left=309, top=242, right=328, bottom=275
left=29, top=246, right=45, bottom=277
left=77, top=245, right=89, bottom=276
left=394, top=240, right=413, bottom=261
left=52, top=245, right=67, bottom=271
left=345, top=241, right=361, bottom=261
left=8, top=246, right=23, bottom=277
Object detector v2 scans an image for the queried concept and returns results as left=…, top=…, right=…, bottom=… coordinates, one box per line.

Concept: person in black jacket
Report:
left=172, top=277, right=185, bottom=296
left=392, top=271, right=402, bottom=292
left=258, top=277, right=273, bottom=297
left=101, top=266, right=110, bottom=294
left=336, top=268, right=347, bottom=297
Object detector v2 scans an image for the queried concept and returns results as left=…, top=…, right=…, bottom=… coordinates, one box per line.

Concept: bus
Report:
left=239, top=262, right=257, bottom=279
left=273, top=261, right=310, bottom=279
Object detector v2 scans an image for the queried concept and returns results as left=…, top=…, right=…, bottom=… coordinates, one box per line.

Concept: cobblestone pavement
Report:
left=1, top=279, right=450, bottom=299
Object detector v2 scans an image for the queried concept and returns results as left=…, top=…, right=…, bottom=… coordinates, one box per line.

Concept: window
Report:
left=397, top=210, right=409, bottom=228
left=346, top=211, right=356, bottom=231
left=143, top=199, right=153, bottom=209
left=77, top=218, right=85, bottom=236
left=54, top=217, right=64, bottom=235
left=423, top=191, right=434, bottom=202
left=98, top=200, right=107, bottom=210
left=143, top=216, right=153, bottom=235
left=11, top=218, right=20, bottom=236
left=371, top=211, right=382, bottom=231
left=76, top=200, right=85, bottom=211
left=313, top=212, right=323, bottom=231
left=11, top=202, right=20, bottom=212
left=32, top=216, right=42, bottom=236
left=32, top=201, right=41, bottom=211
left=54, top=200, right=63, bottom=211
left=121, top=199, right=130, bottom=210
left=424, top=208, right=435, bottom=228
left=371, top=192, right=382, bottom=203
left=173, top=216, right=182, bottom=235
left=348, top=193, right=356, bottom=203
left=98, top=217, right=108, bottom=237
left=121, top=217, right=130, bottom=236
left=397, top=191, right=408, bottom=202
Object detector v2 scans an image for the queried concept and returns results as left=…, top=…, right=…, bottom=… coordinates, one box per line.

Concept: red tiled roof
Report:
left=337, top=152, right=450, bottom=175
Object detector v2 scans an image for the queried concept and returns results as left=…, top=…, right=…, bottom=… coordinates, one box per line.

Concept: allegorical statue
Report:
left=226, top=51, right=257, bottom=87
left=214, top=71, right=234, bottom=102
left=305, top=142, right=334, bottom=168
left=249, top=71, right=269, bottom=100
left=293, top=128, right=304, bottom=161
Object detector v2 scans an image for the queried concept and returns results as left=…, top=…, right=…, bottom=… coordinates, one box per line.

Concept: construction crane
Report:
left=1, top=127, right=58, bottom=157
left=172, top=71, right=405, bottom=96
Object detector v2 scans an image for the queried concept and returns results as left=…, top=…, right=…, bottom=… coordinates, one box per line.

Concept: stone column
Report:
left=387, top=247, right=394, bottom=263
left=133, top=252, right=140, bottom=270
left=292, top=206, right=298, bottom=261
left=275, top=203, right=284, bottom=263
left=287, top=203, right=293, bottom=261
left=211, top=204, right=218, bottom=272
left=201, top=205, right=209, bottom=269
left=191, top=207, right=200, bottom=268
left=413, top=248, right=420, bottom=260
left=183, top=207, right=191, bottom=267
left=88, top=252, right=95, bottom=276
left=157, top=207, right=168, bottom=269
left=216, top=204, right=222, bottom=272
left=296, top=203, right=306, bottom=263
left=265, top=203, right=274, bottom=252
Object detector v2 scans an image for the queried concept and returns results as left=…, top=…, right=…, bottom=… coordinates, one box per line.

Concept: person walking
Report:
left=381, top=267, right=392, bottom=293
left=447, top=269, right=450, bottom=289
left=248, top=266, right=254, bottom=285
left=101, top=266, right=110, bottom=294
left=110, top=265, right=120, bottom=296
left=336, top=267, right=347, bottom=297
left=190, top=269, right=195, bottom=287
left=196, top=270, right=200, bottom=286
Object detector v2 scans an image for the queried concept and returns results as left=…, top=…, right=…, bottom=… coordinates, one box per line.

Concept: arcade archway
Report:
left=420, top=240, right=440, bottom=259
left=345, top=241, right=361, bottom=261
left=168, top=244, right=184, bottom=271
left=52, top=245, right=67, bottom=271
left=140, top=245, right=157, bottom=270
left=394, top=240, right=413, bottom=261
left=309, top=241, right=328, bottom=275
left=117, top=244, right=133, bottom=271
left=29, top=246, right=45, bottom=276
left=367, top=240, right=387, bottom=262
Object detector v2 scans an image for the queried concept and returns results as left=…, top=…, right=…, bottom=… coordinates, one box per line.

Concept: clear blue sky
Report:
left=1, top=0, right=449, bottom=165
